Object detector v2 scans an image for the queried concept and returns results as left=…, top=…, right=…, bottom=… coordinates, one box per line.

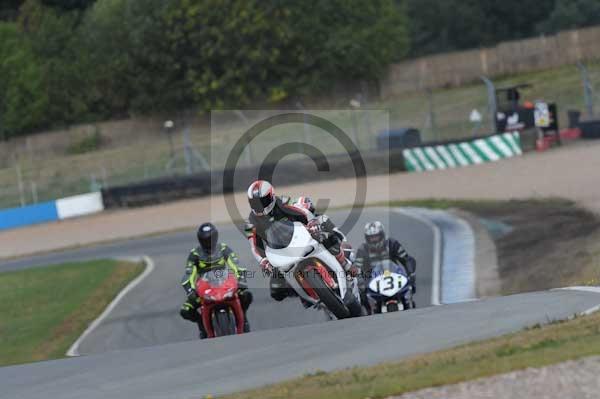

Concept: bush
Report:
left=1, top=0, right=409, bottom=137
left=66, top=127, right=103, bottom=155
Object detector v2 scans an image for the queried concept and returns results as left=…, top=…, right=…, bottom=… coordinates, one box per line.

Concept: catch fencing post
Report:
left=234, top=110, right=254, bottom=166
left=577, top=62, right=594, bottom=118
left=30, top=181, right=38, bottom=204
left=16, top=163, right=25, bottom=207
left=426, top=89, right=438, bottom=141
left=481, top=76, right=498, bottom=134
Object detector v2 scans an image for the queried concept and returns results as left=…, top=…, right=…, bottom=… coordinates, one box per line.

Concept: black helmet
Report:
left=247, top=180, right=276, bottom=216
left=197, top=222, right=218, bottom=254
left=364, top=221, right=386, bottom=251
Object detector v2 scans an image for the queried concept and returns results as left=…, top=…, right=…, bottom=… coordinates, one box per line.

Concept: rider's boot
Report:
left=269, top=272, right=289, bottom=301
left=300, top=297, right=313, bottom=308
left=409, top=273, right=416, bottom=294
left=197, top=319, right=208, bottom=339
left=243, top=316, right=251, bottom=333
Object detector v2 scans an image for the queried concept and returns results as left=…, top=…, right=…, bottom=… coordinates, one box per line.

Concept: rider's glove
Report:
left=307, top=219, right=327, bottom=242
left=237, top=269, right=249, bottom=289
left=260, top=258, right=273, bottom=276
left=348, top=265, right=360, bottom=278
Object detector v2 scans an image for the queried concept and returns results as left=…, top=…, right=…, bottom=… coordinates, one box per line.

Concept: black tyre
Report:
left=386, top=302, right=399, bottom=312
left=213, top=308, right=236, bottom=336
left=305, top=269, right=350, bottom=319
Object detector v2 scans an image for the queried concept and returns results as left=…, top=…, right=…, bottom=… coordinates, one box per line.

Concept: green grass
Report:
left=357, top=197, right=574, bottom=212
left=382, top=60, right=600, bottom=142
left=0, top=259, right=144, bottom=367
left=224, top=310, right=600, bottom=399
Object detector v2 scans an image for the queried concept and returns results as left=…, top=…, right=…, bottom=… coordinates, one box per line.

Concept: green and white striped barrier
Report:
left=403, top=132, right=522, bottom=172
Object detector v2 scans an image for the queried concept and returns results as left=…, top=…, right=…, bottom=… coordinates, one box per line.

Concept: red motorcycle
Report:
left=196, top=268, right=245, bottom=338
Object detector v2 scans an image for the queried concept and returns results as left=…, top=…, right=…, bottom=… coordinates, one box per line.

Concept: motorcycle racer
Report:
left=179, top=222, right=253, bottom=339
left=354, top=221, right=416, bottom=314
left=244, top=180, right=356, bottom=302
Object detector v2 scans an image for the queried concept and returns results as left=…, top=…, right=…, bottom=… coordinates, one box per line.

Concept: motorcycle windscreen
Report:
left=370, top=259, right=406, bottom=277
left=200, top=268, right=228, bottom=286
left=265, top=220, right=295, bottom=249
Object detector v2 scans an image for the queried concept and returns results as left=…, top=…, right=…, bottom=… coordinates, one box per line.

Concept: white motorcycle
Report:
left=265, top=221, right=362, bottom=319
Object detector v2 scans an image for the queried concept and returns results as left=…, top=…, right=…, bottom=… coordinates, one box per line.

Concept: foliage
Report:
left=40, top=0, right=96, bottom=11
left=0, top=21, right=47, bottom=139
left=66, top=127, right=103, bottom=154
left=0, top=0, right=409, bottom=138
left=4, top=0, right=600, bottom=138
left=537, top=0, right=600, bottom=33
left=0, top=0, right=21, bottom=21
left=406, top=0, right=555, bottom=56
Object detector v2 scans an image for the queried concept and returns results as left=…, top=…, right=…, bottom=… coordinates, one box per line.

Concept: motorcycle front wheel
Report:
left=305, top=269, right=350, bottom=319
left=212, top=308, right=236, bottom=336
left=386, top=302, right=399, bottom=312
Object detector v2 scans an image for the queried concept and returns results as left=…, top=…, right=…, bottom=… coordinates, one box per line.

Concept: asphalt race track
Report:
left=3, top=290, right=600, bottom=398
left=3, top=208, right=599, bottom=398
left=0, top=209, right=434, bottom=354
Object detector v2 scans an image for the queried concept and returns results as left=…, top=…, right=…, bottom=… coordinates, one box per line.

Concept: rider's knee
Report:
left=406, top=256, right=417, bottom=274
left=180, top=303, right=199, bottom=322
left=239, top=290, right=253, bottom=310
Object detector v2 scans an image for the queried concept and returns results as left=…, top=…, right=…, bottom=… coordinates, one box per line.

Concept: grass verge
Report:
left=383, top=197, right=574, bottom=211
left=224, top=310, right=600, bottom=399
left=0, top=259, right=144, bottom=367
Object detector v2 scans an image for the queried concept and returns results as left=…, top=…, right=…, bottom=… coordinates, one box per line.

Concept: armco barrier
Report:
left=56, top=192, right=104, bottom=219
left=0, top=201, right=59, bottom=230
left=101, top=149, right=407, bottom=208
left=0, top=192, right=104, bottom=231
left=402, top=132, right=522, bottom=172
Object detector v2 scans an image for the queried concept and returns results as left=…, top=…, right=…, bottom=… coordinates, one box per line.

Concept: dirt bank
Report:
left=457, top=199, right=600, bottom=294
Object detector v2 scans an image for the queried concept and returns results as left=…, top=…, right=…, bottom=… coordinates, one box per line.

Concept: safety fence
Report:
left=402, top=132, right=522, bottom=172
left=0, top=131, right=524, bottom=230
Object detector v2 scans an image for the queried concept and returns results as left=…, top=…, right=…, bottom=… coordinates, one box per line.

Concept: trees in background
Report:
left=537, top=0, right=600, bottom=33
left=405, top=0, right=600, bottom=57
left=2, top=0, right=600, bottom=138
left=0, top=0, right=408, bottom=138
left=406, top=0, right=555, bottom=56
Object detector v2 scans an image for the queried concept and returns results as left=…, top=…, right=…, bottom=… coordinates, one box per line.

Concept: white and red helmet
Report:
left=247, top=180, right=276, bottom=216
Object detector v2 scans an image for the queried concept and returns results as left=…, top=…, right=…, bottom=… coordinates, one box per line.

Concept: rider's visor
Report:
left=366, top=234, right=383, bottom=244
left=250, top=196, right=273, bottom=215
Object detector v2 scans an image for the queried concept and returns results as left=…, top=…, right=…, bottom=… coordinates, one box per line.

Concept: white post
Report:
left=16, top=164, right=25, bottom=207
left=30, top=181, right=38, bottom=204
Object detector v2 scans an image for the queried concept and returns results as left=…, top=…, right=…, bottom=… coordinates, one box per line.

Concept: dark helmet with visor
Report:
left=197, top=222, right=218, bottom=255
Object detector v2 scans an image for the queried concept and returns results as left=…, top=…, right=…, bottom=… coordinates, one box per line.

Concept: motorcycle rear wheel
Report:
left=305, top=269, right=350, bottom=319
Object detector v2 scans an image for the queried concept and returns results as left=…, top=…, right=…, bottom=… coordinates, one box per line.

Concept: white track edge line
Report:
left=553, top=286, right=600, bottom=316
left=66, top=255, right=155, bottom=357
left=393, top=208, right=442, bottom=306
